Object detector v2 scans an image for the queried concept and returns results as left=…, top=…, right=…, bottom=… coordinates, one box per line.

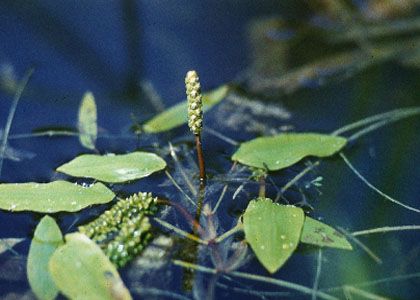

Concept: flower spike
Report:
left=186, top=70, right=203, bottom=135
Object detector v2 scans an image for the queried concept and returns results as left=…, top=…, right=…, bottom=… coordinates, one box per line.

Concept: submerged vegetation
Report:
left=1, top=1, right=420, bottom=299
left=1, top=71, right=419, bottom=299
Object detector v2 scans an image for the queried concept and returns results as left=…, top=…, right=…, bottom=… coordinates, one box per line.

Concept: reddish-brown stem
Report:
left=195, top=134, right=206, bottom=185
left=157, top=198, right=204, bottom=236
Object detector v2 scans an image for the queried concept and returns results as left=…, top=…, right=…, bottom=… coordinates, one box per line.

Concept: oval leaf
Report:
left=232, top=133, right=347, bottom=170
left=49, top=233, right=132, bottom=300
left=27, top=216, right=63, bottom=300
left=78, top=91, right=97, bottom=150
left=301, top=217, right=352, bottom=250
left=56, top=152, right=166, bottom=183
left=243, top=198, right=304, bottom=273
left=0, top=181, right=115, bottom=212
left=143, top=85, right=230, bottom=133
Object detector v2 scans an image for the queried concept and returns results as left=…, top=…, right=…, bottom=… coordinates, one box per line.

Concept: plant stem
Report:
left=214, top=223, right=243, bottom=244
left=168, top=142, right=197, bottom=195
left=352, top=225, right=420, bottom=237
left=164, top=170, right=197, bottom=207
left=195, top=134, right=206, bottom=184
left=332, top=106, right=420, bottom=136
left=153, top=217, right=207, bottom=245
left=156, top=198, right=203, bottom=235
left=193, top=134, right=206, bottom=228
left=0, top=68, right=34, bottom=177
left=340, top=152, right=420, bottom=213
left=172, top=260, right=339, bottom=300
left=193, top=182, right=205, bottom=233
left=281, top=161, right=320, bottom=194
left=258, top=175, right=266, bottom=198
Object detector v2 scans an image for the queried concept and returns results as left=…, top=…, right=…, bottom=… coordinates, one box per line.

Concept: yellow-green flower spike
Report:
left=78, top=192, right=158, bottom=267
left=185, top=70, right=203, bottom=135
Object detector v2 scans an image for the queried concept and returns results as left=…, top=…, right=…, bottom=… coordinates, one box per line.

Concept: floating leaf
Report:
left=49, top=233, right=132, bottom=300
left=143, top=85, right=230, bottom=133
left=243, top=198, right=304, bottom=273
left=301, top=217, right=352, bottom=250
left=0, top=238, right=24, bottom=255
left=27, top=216, right=63, bottom=300
left=0, top=181, right=115, bottom=213
left=56, top=152, right=166, bottom=183
left=232, top=133, right=347, bottom=170
left=78, top=91, right=97, bottom=150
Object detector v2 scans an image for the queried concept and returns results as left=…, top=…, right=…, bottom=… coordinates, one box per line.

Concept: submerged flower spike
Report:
left=186, top=70, right=203, bottom=135
left=78, top=192, right=158, bottom=267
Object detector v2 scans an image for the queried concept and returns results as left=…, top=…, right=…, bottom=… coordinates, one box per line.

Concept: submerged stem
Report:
left=340, top=152, right=420, bottom=213
left=332, top=106, right=420, bottom=136
left=352, top=225, right=420, bottom=237
left=153, top=217, right=206, bottom=245
left=194, top=182, right=206, bottom=233
left=0, top=68, right=34, bottom=177
left=214, top=223, right=244, bottom=244
left=172, top=260, right=339, bottom=300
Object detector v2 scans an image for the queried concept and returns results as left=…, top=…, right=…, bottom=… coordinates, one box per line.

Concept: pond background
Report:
left=0, top=1, right=419, bottom=299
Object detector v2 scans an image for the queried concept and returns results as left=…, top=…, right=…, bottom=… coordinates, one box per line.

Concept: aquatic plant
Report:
left=1, top=2, right=420, bottom=298
left=79, top=192, right=158, bottom=267
left=1, top=68, right=419, bottom=299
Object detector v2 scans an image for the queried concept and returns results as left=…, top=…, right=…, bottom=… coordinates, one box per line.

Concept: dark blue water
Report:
left=0, top=1, right=419, bottom=299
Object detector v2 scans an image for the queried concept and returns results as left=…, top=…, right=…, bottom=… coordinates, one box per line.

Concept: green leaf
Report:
left=78, top=91, right=98, bottom=150
left=0, top=181, right=115, bottom=213
left=243, top=198, right=305, bottom=273
left=56, top=152, right=166, bottom=183
left=0, top=238, right=24, bottom=255
left=300, top=217, right=353, bottom=250
left=27, top=216, right=63, bottom=300
left=143, top=84, right=230, bottom=133
left=232, top=133, right=347, bottom=170
left=49, top=233, right=132, bottom=300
